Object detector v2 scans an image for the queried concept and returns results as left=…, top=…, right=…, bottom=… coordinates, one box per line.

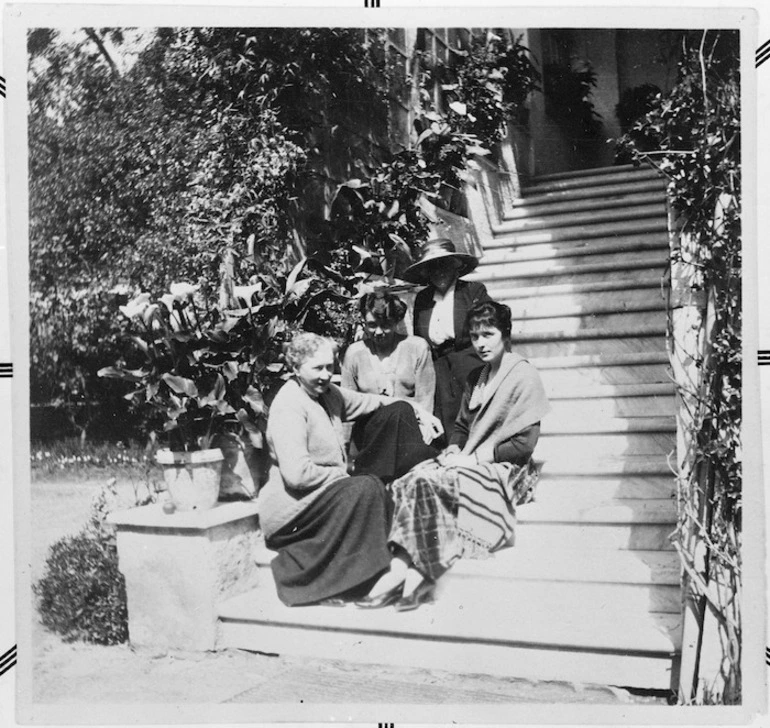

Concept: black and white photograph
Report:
left=1, top=2, right=765, bottom=725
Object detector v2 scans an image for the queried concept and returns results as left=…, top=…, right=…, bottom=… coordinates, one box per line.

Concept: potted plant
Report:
left=99, top=280, right=270, bottom=511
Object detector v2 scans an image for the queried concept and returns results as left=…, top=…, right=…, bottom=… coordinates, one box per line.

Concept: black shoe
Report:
left=354, top=582, right=404, bottom=609
left=394, top=580, right=435, bottom=612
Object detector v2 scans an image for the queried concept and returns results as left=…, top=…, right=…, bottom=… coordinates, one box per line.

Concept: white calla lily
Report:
left=118, top=292, right=151, bottom=319
left=232, top=283, right=262, bottom=307
left=159, top=293, right=178, bottom=312
left=169, top=282, right=200, bottom=298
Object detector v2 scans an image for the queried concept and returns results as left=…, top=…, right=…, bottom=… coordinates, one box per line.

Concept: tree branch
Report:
left=84, top=28, right=119, bottom=77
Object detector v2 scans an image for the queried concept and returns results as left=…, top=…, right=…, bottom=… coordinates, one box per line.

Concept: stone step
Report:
left=529, top=349, right=668, bottom=369
left=524, top=163, right=653, bottom=184
left=488, top=217, right=668, bottom=246
left=537, top=431, right=675, bottom=458
left=503, top=189, right=665, bottom=220
left=449, top=544, right=679, bottom=585
left=519, top=497, right=676, bottom=525
left=483, top=268, right=665, bottom=298
left=522, top=167, right=664, bottom=196
left=545, top=381, right=674, bottom=398
left=470, top=250, right=667, bottom=284
left=541, top=415, right=675, bottom=436
left=493, top=202, right=667, bottom=235
left=503, top=287, right=666, bottom=321
left=512, top=335, right=668, bottom=360
left=479, top=232, right=668, bottom=266
left=437, top=569, right=680, bottom=615
left=546, top=393, right=676, bottom=418
left=472, top=265, right=666, bottom=295
left=514, top=521, right=675, bottom=552
left=541, top=453, right=673, bottom=477
left=510, top=178, right=668, bottom=208
left=218, top=580, right=680, bottom=689
left=251, top=543, right=680, bottom=614
left=538, top=363, right=671, bottom=388
left=537, top=473, right=675, bottom=500
left=511, top=310, right=666, bottom=342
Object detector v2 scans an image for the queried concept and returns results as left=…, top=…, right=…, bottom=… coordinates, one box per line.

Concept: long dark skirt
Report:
left=433, top=347, right=482, bottom=440
left=352, top=401, right=438, bottom=483
left=266, top=475, right=392, bottom=606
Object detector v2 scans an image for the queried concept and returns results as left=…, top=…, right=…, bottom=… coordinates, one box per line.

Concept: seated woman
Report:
left=342, top=289, right=440, bottom=478
left=257, top=332, right=440, bottom=607
left=355, top=301, right=550, bottom=612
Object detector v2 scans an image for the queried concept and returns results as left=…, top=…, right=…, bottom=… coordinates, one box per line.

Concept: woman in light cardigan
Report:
left=355, top=301, right=550, bottom=611
left=342, top=290, right=439, bottom=478
left=257, top=332, right=440, bottom=607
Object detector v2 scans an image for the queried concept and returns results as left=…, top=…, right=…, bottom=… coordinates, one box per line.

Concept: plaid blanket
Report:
left=388, top=459, right=541, bottom=581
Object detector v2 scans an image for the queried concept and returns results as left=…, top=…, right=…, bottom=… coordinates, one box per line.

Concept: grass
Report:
left=31, top=437, right=162, bottom=483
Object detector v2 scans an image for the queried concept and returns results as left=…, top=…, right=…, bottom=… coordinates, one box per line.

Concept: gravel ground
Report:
left=26, top=472, right=670, bottom=713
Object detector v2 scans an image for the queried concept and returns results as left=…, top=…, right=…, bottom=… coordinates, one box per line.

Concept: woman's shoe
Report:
left=314, top=597, right=348, bottom=607
left=394, top=580, right=435, bottom=612
left=354, top=582, right=404, bottom=609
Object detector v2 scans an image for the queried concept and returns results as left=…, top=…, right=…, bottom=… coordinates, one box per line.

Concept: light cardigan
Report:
left=341, top=335, right=435, bottom=413
left=257, top=378, right=389, bottom=538
left=449, top=352, right=550, bottom=463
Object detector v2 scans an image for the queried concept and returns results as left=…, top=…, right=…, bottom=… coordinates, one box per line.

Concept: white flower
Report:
left=119, top=292, right=151, bottom=319
left=169, top=282, right=200, bottom=299
left=159, top=293, right=178, bottom=312
left=232, top=283, right=262, bottom=307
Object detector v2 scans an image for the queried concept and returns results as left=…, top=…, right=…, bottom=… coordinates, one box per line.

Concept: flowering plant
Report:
left=98, top=248, right=362, bottom=459
left=98, top=279, right=269, bottom=453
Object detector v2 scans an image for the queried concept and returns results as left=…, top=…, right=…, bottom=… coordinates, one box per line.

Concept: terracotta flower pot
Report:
left=156, top=448, right=224, bottom=511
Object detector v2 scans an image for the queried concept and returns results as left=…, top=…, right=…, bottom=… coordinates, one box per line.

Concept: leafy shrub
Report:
left=34, top=529, right=127, bottom=645
left=34, top=479, right=137, bottom=645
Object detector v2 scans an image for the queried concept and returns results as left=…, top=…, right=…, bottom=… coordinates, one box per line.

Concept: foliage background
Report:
left=28, top=27, right=540, bottom=443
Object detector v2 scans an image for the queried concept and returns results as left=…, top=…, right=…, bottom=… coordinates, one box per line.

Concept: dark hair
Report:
left=466, top=301, right=513, bottom=340
left=359, top=289, right=407, bottom=323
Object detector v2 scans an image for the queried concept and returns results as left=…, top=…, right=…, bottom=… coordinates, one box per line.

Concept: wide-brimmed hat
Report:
left=402, top=238, right=479, bottom=284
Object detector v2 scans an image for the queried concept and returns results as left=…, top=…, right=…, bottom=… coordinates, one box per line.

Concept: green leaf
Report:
left=97, top=366, right=147, bottom=382
left=242, top=385, right=265, bottom=415
left=161, top=373, right=198, bottom=397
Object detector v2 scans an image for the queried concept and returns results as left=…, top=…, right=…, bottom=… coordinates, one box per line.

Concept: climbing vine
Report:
left=619, top=30, right=741, bottom=704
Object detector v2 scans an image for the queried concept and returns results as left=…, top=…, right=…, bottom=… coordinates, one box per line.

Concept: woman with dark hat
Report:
left=403, top=238, right=492, bottom=439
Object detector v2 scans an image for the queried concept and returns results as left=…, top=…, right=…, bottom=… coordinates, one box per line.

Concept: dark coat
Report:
left=412, top=279, right=492, bottom=438
left=412, top=279, right=492, bottom=353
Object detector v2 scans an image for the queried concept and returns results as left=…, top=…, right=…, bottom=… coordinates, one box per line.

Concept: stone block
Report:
left=108, top=502, right=261, bottom=652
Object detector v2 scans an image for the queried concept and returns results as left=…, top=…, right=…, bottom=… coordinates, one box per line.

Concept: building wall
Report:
left=520, top=28, right=685, bottom=176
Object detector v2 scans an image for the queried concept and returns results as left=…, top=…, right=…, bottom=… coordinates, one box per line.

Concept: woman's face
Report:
left=294, top=344, right=335, bottom=398
left=470, top=324, right=507, bottom=366
left=363, top=312, right=397, bottom=351
left=427, top=258, right=461, bottom=294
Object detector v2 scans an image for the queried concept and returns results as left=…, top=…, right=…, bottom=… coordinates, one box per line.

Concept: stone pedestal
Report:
left=108, top=501, right=261, bottom=652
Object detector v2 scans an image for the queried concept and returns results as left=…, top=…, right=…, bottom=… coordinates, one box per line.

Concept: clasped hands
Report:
left=436, top=444, right=477, bottom=468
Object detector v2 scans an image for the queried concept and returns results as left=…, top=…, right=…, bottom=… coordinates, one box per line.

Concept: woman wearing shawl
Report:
left=355, top=301, right=549, bottom=612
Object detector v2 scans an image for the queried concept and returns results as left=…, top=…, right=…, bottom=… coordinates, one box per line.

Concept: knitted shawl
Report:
left=460, top=352, right=550, bottom=461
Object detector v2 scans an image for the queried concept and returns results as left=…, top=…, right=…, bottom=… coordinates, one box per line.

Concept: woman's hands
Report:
left=437, top=445, right=477, bottom=468
left=408, top=402, right=443, bottom=445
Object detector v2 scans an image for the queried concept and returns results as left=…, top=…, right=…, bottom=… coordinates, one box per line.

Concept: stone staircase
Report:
left=217, top=163, right=682, bottom=692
